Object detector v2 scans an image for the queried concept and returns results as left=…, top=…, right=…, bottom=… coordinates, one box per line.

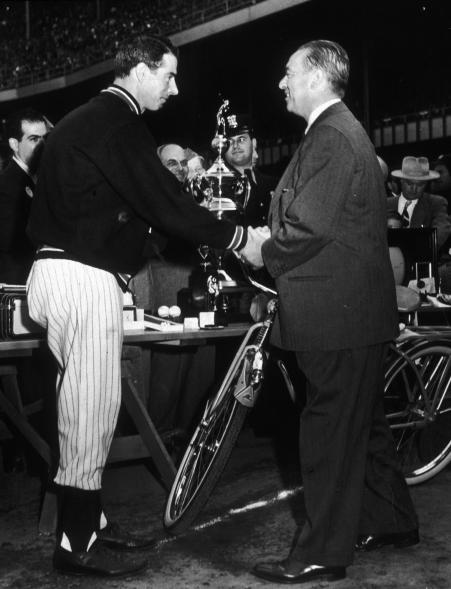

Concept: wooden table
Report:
left=0, top=322, right=251, bottom=352
left=0, top=323, right=250, bottom=533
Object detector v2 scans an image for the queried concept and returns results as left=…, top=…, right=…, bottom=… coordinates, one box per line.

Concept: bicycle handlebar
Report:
left=234, top=253, right=277, bottom=296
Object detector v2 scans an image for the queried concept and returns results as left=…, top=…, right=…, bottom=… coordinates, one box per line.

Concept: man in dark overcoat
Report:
left=0, top=108, right=47, bottom=283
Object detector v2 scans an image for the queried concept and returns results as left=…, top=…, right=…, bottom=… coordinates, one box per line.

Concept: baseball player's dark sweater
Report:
left=28, top=86, right=245, bottom=276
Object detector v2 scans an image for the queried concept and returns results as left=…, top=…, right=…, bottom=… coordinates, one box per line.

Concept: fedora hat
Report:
left=392, top=156, right=439, bottom=181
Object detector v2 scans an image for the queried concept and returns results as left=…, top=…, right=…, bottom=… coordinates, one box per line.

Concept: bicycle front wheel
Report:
left=164, top=355, right=251, bottom=534
left=385, top=344, right=451, bottom=485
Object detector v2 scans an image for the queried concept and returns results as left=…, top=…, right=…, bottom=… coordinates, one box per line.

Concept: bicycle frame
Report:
left=207, top=297, right=279, bottom=412
left=385, top=338, right=451, bottom=429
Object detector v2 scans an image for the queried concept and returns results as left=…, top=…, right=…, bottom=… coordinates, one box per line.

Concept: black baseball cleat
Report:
left=252, top=560, right=346, bottom=584
left=53, top=544, right=147, bottom=577
left=355, top=529, right=419, bottom=551
left=97, top=521, right=156, bottom=551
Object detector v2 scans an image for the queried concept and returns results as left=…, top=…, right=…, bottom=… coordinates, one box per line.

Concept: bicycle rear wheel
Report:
left=164, top=353, right=252, bottom=534
left=384, top=343, right=451, bottom=485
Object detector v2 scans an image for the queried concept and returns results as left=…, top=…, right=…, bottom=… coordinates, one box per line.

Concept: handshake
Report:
left=238, top=225, right=270, bottom=269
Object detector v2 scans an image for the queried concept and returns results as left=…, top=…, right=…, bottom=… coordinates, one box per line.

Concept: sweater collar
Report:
left=101, top=84, right=141, bottom=115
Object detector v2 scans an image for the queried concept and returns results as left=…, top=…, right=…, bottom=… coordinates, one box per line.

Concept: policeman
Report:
left=223, top=114, right=277, bottom=227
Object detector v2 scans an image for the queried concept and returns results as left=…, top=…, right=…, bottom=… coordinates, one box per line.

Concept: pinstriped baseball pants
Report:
left=27, top=259, right=123, bottom=490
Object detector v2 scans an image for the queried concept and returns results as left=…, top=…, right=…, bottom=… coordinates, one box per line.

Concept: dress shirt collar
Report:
left=305, top=98, right=341, bottom=134
left=101, top=84, right=141, bottom=115
left=398, top=193, right=419, bottom=215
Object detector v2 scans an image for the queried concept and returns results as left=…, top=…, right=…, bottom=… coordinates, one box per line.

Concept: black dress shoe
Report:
left=53, top=545, right=147, bottom=577
left=252, top=560, right=346, bottom=584
left=355, top=529, right=419, bottom=551
left=97, top=522, right=155, bottom=551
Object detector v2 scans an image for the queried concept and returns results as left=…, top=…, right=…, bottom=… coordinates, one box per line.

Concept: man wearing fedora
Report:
left=387, top=156, right=451, bottom=249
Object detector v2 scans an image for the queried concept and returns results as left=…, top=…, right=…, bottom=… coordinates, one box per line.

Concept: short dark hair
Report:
left=114, top=35, right=178, bottom=78
left=5, top=108, right=46, bottom=141
left=298, top=39, right=349, bottom=97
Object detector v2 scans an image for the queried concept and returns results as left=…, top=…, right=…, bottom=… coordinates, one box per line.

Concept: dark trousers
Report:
left=289, top=343, right=418, bottom=567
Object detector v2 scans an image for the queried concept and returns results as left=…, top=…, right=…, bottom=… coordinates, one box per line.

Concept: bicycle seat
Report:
left=396, top=285, right=421, bottom=313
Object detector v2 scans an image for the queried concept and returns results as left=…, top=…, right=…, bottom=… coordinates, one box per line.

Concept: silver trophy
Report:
left=188, top=99, right=252, bottom=321
left=190, top=99, right=248, bottom=221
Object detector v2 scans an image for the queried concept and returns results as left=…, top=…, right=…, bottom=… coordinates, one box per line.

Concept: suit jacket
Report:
left=0, top=159, right=36, bottom=283
left=386, top=193, right=451, bottom=249
left=262, top=102, right=398, bottom=351
left=28, top=90, right=241, bottom=276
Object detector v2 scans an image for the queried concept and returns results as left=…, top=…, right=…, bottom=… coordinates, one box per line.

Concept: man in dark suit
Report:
left=387, top=156, right=451, bottom=249
left=26, top=35, right=252, bottom=578
left=243, top=40, right=418, bottom=585
left=0, top=109, right=49, bottom=475
left=0, top=108, right=48, bottom=284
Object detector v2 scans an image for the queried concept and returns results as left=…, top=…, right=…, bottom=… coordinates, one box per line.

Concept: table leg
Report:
left=118, top=361, right=177, bottom=489
left=0, top=370, right=51, bottom=465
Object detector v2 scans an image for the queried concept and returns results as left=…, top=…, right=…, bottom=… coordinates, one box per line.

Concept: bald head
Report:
left=158, top=143, right=188, bottom=183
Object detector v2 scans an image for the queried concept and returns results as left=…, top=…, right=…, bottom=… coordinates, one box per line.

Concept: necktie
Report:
left=244, top=168, right=255, bottom=184
left=401, top=201, right=411, bottom=227
left=243, top=169, right=254, bottom=208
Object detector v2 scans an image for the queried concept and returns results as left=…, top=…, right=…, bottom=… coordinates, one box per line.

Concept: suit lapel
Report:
left=268, top=101, right=348, bottom=224
left=410, top=195, right=428, bottom=226
left=269, top=141, right=303, bottom=226
left=269, top=103, right=347, bottom=228
left=11, top=159, right=35, bottom=196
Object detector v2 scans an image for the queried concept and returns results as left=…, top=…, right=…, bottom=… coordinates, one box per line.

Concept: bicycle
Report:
left=163, top=269, right=288, bottom=534
left=164, top=277, right=451, bottom=534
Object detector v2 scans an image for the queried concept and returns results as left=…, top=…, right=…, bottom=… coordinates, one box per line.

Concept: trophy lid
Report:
left=205, top=159, right=235, bottom=177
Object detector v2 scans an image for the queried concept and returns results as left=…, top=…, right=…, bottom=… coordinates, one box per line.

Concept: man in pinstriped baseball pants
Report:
left=28, top=260, right=123, bottom=493
left=26, top=35, right=251, bottom=578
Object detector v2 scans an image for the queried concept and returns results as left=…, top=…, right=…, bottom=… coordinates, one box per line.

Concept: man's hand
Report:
left=253, top=225, right=271, bottom=239
left=238, top=226, right=270, bottom=269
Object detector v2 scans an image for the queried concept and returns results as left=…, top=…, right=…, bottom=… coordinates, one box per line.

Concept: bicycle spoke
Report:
left=385, top=344, right=451, bottom=484
left=175, top=399, right=231, bottom=513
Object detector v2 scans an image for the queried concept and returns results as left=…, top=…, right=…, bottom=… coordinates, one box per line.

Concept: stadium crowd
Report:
left=0, top=0, right=259, bottom=90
